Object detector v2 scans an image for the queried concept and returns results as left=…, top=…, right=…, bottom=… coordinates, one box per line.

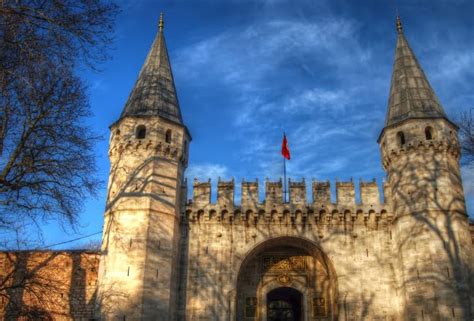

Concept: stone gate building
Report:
left=1, top=15, right=473, bottom=321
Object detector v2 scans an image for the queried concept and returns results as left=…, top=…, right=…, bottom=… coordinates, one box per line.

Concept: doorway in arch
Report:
left=267, top=287, right=302, bottom=321
left=235, top=237, right=338, bottom=320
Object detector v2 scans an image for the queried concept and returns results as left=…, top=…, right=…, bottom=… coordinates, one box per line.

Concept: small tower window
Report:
left=136, top=125, right=146, bottom=139
left=397, top=131, right=405, bottom=146
left=165, top=129, right=172, bottom=143
left=114, top=129, right=121, bottom=140
left=425, top=126, right=433, bottom=140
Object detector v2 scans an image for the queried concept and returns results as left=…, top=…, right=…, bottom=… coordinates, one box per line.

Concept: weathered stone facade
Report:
left=0, top=16, right=473, bottom=321
left=0, top=251, right=99, bottom=320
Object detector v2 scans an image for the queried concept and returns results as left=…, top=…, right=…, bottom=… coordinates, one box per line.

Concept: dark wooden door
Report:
left=267, top=287, right=302, bottom=321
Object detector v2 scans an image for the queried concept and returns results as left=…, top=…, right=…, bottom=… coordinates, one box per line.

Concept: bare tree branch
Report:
left=0, top=0, right=119, bottom=231
left=458, top=108, right=474, bottom=165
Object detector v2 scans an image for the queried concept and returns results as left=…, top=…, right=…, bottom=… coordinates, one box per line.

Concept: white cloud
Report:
left=431, top=52, right=474, bottom=84
left=173, top=4, right=473, bottom=200
left=186, top=163, right=229, bottom=181
left=174, top=17, right=369, bottom=88
left=284, top=88, right=353, bottom=114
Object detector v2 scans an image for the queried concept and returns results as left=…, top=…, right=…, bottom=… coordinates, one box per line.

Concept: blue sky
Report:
left=26, top=0, right=474, bottom=249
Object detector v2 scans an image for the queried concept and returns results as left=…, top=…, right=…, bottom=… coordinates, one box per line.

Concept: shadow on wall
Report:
left=0, top=251, right=100, bottom=320
left=98, top=148, right=182, bottom=319
left=179, top=141, right=472, bottom=320
left=385, top=138, right=473, bottom=320
left=178, top=221, right=382, bottom=320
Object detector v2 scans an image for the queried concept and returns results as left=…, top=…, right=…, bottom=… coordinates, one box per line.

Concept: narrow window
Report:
left=165, top=129, right=172, bottom=143
left=313, top=296, right=327, bottom=317
left=136, top=125, right=146, bottom=139
left=397, top=131, right=405, bottom=146
left=425, top=126, right=433, bottom=140
left=245, top=297, right=257, bottom=317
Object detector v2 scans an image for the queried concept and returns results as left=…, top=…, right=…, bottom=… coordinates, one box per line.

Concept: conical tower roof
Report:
left=120, top=14, right=183, bottom=124
left=384, top=16, right=447, bottom=127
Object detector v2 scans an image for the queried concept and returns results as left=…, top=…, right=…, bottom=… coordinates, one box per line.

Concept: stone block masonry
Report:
left=0, top=251, right=99, bottom=321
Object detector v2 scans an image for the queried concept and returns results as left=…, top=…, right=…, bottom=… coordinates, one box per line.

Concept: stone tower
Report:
left=378, top=17, right=472, bottom=320
left=97, top=14, right=190, bottom=320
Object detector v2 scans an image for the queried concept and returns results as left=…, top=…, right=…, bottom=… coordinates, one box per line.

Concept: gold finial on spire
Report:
left=159, top=12, right=164, bottom=32
left=396, top=15, right=403, bottom=34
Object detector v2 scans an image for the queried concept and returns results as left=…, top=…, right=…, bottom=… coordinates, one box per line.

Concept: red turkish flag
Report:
left=281, top=134, right=290, bottom=160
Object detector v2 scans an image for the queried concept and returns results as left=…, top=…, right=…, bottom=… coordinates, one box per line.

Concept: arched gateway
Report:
left=235, top=237, right=338, bottom=321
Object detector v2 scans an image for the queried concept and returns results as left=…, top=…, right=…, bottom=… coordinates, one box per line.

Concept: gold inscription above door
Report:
left=262, top=256, right=306, bottom=273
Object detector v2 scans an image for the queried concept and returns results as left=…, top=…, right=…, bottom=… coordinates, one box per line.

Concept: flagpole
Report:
left=283, top=131, right=287, bottom=203
left=283, top=156, right=287, bottom=203
left=282, top=131, right=289, bottom=203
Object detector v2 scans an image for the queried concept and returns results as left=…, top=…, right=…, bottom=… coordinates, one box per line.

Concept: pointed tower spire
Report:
left=384, top=16, right=447, bottom=127
left=120, top=13, right=183, bottom=124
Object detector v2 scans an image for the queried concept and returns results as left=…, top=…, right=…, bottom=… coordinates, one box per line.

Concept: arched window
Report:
left=165, top=129, right=172, bottom=143
left=397, top=131, right=405, bottom=146
left=136, top=125, right=146, bottom=139
left=425, top=127, right=433, bottom=140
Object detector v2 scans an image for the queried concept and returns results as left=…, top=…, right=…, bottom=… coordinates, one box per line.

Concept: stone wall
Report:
left=181, top=175, right=473, bottom=321
left=0, top=251, right=99, bottom=321
left=97, top=115, right=189, bottom=321
left=181, top=179, right=398, bottom=320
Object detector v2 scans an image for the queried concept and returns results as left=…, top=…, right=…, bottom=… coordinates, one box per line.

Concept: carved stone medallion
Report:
left=277, top=274, right=291, bottom=285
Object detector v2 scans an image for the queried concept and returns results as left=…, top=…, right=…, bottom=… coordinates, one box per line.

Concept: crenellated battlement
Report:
left=289, top=179, right=306, bottom=205
left=193, top=178, right=211, bottom=206
left=360, top=179, right=380, bottom=205
left=336, top=181, right=356, bottom=207
left=185, top=178, right=392, bottom=224
left=217, top=178, right=234, bottom=210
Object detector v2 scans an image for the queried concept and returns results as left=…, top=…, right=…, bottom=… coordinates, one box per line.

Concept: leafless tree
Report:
left=458, top=108, right=474, bottom=165
left=0, top=0, right=119, bottom=232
